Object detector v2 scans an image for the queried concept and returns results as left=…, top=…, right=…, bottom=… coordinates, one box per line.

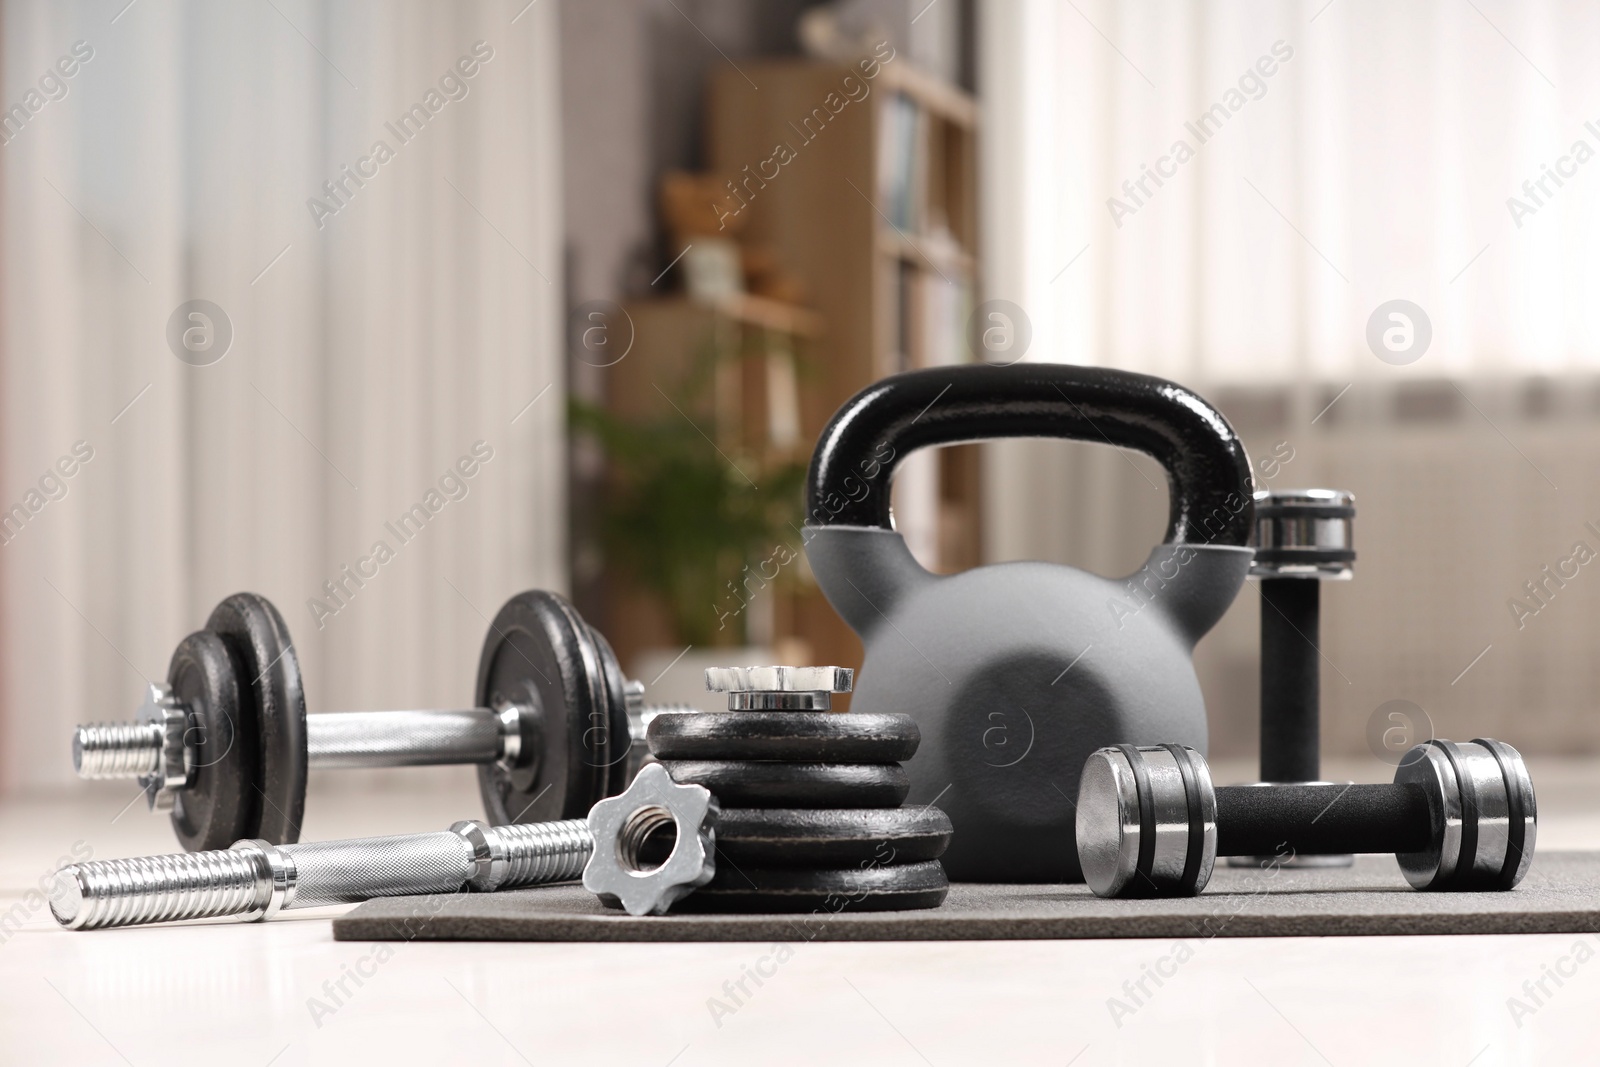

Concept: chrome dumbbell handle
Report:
left=74, top=693, right=683, bottom=784
left=304, top=708, right=509, bottom=768
left=71, top=700, right=529, bottom=801
left=71, top=721, right=168, bottom=778
left=51, top=818, right=593, bottom=931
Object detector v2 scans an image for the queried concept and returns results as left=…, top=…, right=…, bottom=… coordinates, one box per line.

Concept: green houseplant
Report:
left=569, top=345, right=807, bottom=648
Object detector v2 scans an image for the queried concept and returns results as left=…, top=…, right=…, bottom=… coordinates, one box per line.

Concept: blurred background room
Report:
left=3, top=0, right=1600, bottom=841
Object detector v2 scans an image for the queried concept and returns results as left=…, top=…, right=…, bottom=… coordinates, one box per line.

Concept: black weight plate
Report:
left=660, top=760, right=910, bottom=808
left=207, top=593, right=307, bottom=845
left=588, top=624, right=634, bottom=798
left=167, top=631, right=257, bottom=852
left=476, top=591, right=614, bottom=825
left=648, top=712, right=920, bottom=763
left=675, top=860, right=949, bottom=913
left=715, top=807, right=952, bottom=867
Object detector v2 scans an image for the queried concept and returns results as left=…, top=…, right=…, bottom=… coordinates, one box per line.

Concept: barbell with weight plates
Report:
left=72, top=590, right=687, bottom=851
left=1076, top=738, right=1537, bottom=898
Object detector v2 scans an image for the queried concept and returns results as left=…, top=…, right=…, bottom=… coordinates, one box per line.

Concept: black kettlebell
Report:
left=803, top=364, right=1255, bottom=882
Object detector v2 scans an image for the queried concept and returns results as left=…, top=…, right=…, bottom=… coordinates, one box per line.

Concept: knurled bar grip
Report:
left=282, top=831, right=473, bottom=907
left=1215, top=782, right=1432, bottom=858
left=1259, top=579, right=1320, bottom=782
left=305, top=709, right=502, bottom=768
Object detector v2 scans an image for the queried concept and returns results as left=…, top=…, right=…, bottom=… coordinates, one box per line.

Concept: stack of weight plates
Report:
left=649, top=682, right=952, bottom=913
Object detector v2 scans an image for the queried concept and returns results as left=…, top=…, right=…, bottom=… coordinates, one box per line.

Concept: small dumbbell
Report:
left=72, top=591, right=689, bottom=852
left=52, top=763, right=720, bottom=930
left=1251, top=488, right=1354, bottom=781
left=1237, top=488, right=1355, bottom=867
left=1076, top=737, right=1536, bottom=898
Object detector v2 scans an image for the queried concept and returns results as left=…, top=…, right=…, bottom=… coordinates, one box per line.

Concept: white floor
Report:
left=2, top=758, right=1598, bottom=1066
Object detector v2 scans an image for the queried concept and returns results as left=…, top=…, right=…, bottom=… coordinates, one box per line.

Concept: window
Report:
left=984, top=0, right=1600, bottom=382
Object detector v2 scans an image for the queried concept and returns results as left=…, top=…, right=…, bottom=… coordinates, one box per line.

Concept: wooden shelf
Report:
left=695, top=292, right=824, bottom=337
left=878, top=60, right=980, bottom=128
left=876, top=227, right=976, bottom=277
left=700, top=57, right=984, bottom=675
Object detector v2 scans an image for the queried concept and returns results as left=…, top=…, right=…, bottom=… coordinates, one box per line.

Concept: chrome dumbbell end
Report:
left=51, top=840, right=295, bottom=931
left=71, top=684, right=192, bottom=813
left=72, top=721, right=163, bottom=779
left=1075, top=744, right=1217, bottom=899
left=1395, top=737, right=1537, bottom=892
left=1076, top=738, right=1538, bottom=899
left=1250, top=488, right=1356, bottom=581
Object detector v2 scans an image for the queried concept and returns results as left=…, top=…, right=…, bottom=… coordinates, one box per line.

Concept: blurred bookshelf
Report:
left=600, top=55, right=981, bottom=684
left=707, top=55, right=982, bottom=674
left=605, top=295, right=821, bottom=451
left=598, top=294, right=820, bottom=672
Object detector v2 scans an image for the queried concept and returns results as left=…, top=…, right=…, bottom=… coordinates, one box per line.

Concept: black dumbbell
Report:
left=1251, top=488, right=1354, bottom=781
left=1236, top=488, right=1356, bottom=867
left=72, top=590, right=673, bottom=851
left=1076, top=738, right=1536, bottom=897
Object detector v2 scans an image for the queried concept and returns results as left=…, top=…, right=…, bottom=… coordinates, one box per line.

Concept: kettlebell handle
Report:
left=806, top=364, right=1255, bottom=546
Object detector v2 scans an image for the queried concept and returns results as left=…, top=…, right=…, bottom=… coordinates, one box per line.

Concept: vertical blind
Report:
left=0, top=0, right=564, bottom=790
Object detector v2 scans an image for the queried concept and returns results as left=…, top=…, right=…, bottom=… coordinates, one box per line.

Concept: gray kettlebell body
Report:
left=803, top=364, right=1256, bottom=882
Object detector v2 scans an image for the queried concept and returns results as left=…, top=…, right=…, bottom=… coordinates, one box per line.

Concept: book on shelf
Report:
left=895, top=262, right=972, bottom=372
left=916, top=264, right=971, bottom=368
left=877, top=91, right=926, bottom=233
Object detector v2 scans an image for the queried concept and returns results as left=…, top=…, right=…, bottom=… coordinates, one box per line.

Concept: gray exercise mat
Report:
left=332, top=851, right=1600, bottom=943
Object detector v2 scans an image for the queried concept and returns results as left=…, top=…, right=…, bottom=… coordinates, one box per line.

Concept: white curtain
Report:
left=1, top=0, right=564, bottom=791
left=979, top=0, right=1600, bottom=755
left=984, top=0, right=1600, bottom=384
